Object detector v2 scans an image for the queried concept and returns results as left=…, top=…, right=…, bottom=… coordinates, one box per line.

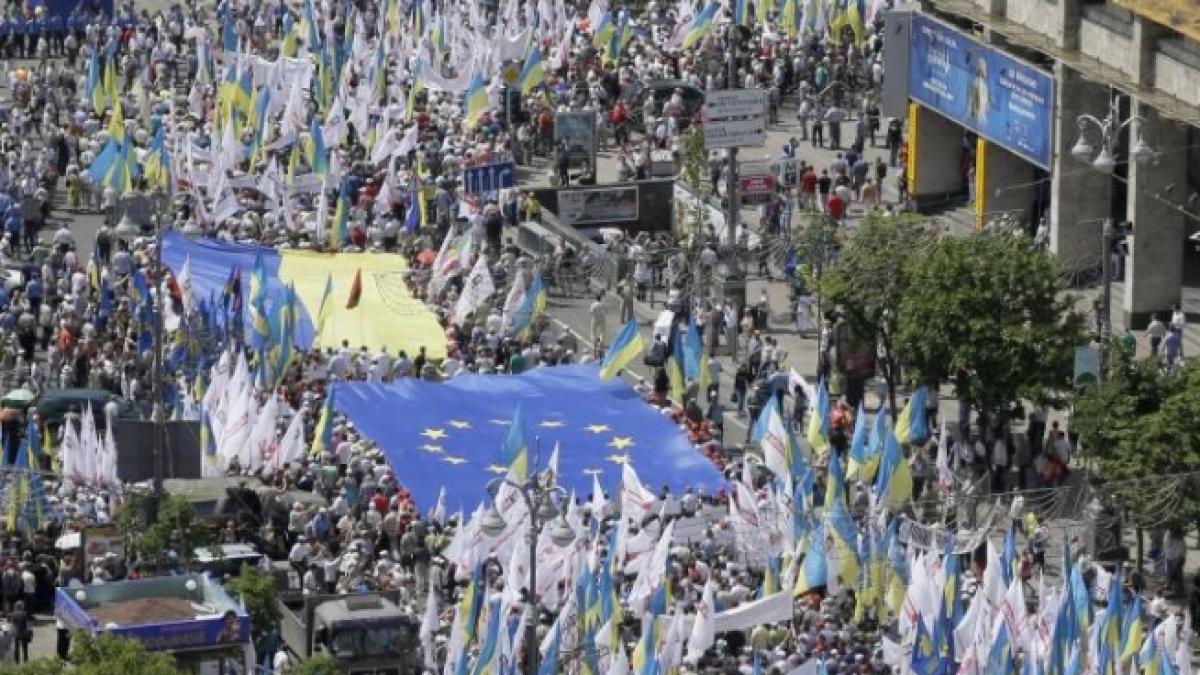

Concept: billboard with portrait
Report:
left=557, top=186, right=640, bottom=225
left=909, top=14, right=1055, bottom=167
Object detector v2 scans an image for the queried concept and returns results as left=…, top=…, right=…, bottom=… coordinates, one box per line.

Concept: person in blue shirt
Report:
left=23, top=276, right=40, bottom=316
left=0, top=17, right=11, bottom=59
left=3, top=208, right=20, bottom=249
left=10, top=15, right=26, bottom=59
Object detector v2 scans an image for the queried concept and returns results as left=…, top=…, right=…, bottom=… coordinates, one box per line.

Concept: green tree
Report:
left=116, top=493, right=211, bottom=573
left=896, top=233, right=1085, bottom=423
left=680, top=127, right=707, bottom=193
left=3, top=633, right=179, bottom=675
left=1074, top=344, right=1200, bottom=538
left=287, top=652, right=341, bottom=675
left=225, top=565, right=281, bottom=641
left=821, top=213, right=931, bottom=419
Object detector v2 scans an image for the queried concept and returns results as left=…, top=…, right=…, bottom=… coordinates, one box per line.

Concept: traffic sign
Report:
left=702, top=89, right=767, bottom=120
left=703, top=118, right=766, bottom=149
left=462, top=161, right=516, bottom=195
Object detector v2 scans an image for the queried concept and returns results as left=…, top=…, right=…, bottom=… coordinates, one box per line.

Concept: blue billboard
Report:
left=909, top=14, right=1055, bottom=167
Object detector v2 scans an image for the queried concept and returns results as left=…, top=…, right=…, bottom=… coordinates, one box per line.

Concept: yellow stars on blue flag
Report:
left=421, top=427, right=448, bottom=440
left=607, top=436, right=635, bottom=451
left=585, top=424, right=611, bottom=434
left=605, top=454, right=629, bottom=465
left=539, top=419, right=566, bottom=429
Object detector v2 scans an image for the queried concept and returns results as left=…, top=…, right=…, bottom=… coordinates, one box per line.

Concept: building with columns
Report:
left=891, top=0, right=1200, bottom=330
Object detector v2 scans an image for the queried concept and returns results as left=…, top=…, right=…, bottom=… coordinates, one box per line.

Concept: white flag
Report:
left=620, top=462, right=656, bottom=525
left=685, top=580, right=716, bottom=663
left=450, top=254, right=495, bottom=326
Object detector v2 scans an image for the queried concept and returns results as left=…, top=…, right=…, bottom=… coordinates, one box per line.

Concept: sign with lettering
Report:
left=909, top=13, right=1055, bottom=167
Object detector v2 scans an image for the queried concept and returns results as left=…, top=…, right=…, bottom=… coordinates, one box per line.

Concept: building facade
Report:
left=894, top=0, right=1200, bottom=328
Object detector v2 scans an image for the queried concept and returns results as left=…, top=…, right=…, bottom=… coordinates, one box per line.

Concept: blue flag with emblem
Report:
left=333, top=365, right=720, bottom=507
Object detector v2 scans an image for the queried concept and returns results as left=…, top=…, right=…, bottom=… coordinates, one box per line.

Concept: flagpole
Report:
left=151, top=202, right=166, bottom=511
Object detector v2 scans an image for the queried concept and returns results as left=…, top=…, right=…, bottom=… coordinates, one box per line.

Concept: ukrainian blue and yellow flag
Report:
left=517, top=47, right=546, bottom=95
left=86, top=51, right=104, bottom=115
left=893, top=385, right=928, bottom=445
left=464, top=73, right=489, bottom=128
left=847, top=0, right=867, bottom=45
left=309, top=389, right=335, bottom=459
left=665, top=327, right=686, bottom=403
left=307, top=117, right=330, bottom=176
left=509, top=273, right=546, bottom=340
left=591, top=11, right=613, bottom=48
left=247, top=254, right=272, bottom=351
left=794, top=524, right=828, bottom=595
left=759, top=555, right=782, bottom=597
left=406, top=62, right=424, bottom=122
left=143, top=129, right=172, bottom=193
left=681, top=2, right=719, bottom=49
left=329, top=185, right=350, bottom=250
left=734, top=0, right=749, bottom=26
left=1119, top=593, right=1144, bottom=662
left=806, top=379, right=831, bottom=457
left=499, top=406, right=530, bottom=481
left=873, top=431, right=913, bottom=509
left=599, top=318, right=646, bottom=380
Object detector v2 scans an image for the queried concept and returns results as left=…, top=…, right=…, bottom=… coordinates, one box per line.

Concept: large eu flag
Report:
left=334, top=365, right=723, bottom=509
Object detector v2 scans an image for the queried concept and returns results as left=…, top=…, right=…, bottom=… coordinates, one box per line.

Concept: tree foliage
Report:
left=680, top=127, right=707, bottom=194
left=1074, top=344, right=1200, bottom=528
left=822, top=212, right=931, bottom=418
left=4, top=633, right=178, bottom=675
left=225, top=565, right=281, bottom=641
left=287, top=652, right=341, bottom=675
left=116, top=493, right=212, bottom=572
left=895, top=233, right=1085, bottom=419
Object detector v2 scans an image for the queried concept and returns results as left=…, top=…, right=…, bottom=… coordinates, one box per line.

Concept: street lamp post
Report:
left=479, top=464, right=576, bottom=675
left=1071, top=94, right=1154, bottom=380
left=1070, top=94, right=1154, bottom=174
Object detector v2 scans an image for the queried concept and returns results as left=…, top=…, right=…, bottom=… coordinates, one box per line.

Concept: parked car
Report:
left=36, top=388, right=140, bottom=434
left=625, top=79, right=705, bottom=132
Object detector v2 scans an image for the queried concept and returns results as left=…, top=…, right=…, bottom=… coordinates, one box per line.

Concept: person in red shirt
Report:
left=827, top=192, right=846, bottom=221
left=610, top=100, right=629, bottom=146
left=800, top=167, right=818, bottom=210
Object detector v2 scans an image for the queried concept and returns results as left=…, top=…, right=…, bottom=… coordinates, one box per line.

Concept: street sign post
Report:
left=703, top=89, right=768, bottom=119
left=462, top=161, right=516, bottom=196
left=702, top=89, right=767, bottom=150
left=703, top=118, right=767, bottom=149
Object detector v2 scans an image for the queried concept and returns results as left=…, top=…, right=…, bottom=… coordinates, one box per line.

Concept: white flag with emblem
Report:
left=451, top=254, right=495, bottom=326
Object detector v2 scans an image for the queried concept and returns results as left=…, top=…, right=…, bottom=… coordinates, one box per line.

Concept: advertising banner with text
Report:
left=909, top=13, right=1054, bottom=167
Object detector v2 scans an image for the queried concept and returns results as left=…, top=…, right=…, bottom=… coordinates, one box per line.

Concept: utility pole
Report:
left=724, top=27, right=739, bottom=251
left=1099, top=218, right=1114, bottom=377
left=151, top=208, right=166, bottom=512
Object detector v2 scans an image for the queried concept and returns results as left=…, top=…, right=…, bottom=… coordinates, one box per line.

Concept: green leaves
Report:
left=1075, top=351, right=1200, bottom=528
left=225, top=565, right=282, bottom=641
left=894, top=233, right=1084, bottom=417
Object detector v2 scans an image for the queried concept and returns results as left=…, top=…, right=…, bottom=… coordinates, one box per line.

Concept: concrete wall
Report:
left=971, top=0, right=1005, bottom=15
left=1122, top=104, right=1187, bottom=328
left=1049, top=66, right=1112, bottom=272
left=1079, top=19, right=1135, bottom=79
left=909, top=105, right=965, bottom=201
left=1005, top=0, right=1068, bottom=47
left=978, top=140, right=1037, bottom=224
left=1154, top=53, right=1200, bottom=108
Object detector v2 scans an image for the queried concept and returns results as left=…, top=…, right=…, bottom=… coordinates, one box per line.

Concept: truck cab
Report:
left=278, top=592, right=422, bottom=675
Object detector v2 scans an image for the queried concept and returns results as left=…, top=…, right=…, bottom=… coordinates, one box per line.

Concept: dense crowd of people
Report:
left=0, top=0, right=1185, bottom=673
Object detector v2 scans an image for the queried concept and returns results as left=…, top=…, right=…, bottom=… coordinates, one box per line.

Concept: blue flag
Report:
left=333, top=365, right=721, bottom=507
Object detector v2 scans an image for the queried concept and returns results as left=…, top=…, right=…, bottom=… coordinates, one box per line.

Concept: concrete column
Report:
left=1122, top=103, right=1186, bottom=329
left=1131, top=16, right=1163, bottom=88
left=908, top=103, right=964, bottom=202
left=1060, top=0, right=1082, bottom=50
left=1049, top=65, right=1111, bottom=270
left=975, top=139, right=1036, bottom=228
